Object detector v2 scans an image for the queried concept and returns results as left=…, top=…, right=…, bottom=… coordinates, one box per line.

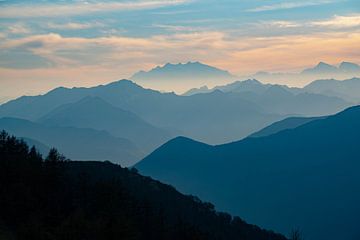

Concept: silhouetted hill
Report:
left=39, top=96, right=173, bottom=153
left=136, top=105, right=360, bottom=240
left=0, top=131, right=287, bottom=240
left=249, top=116, right=326, bottom=138
left=304, top=77, right=360, bottom=102
left=0, top=117, right=142, bottom=166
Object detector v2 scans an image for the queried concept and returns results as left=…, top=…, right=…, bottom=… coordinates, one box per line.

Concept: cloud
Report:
left=259, top=21, right=302, bottom=28
left=46, top=22, right=105, bottom=30
left=1, top=30, right=360, bottom=98
left=0, top=0, right=191, bottom=18
left=1, top=30, right=359, bottom=73
left=246, top=0, right=335, bottom=12
left=152, top=24, right=205, bottom=32
left=7, top=23, right=31, bottom=34
left=311, top=15, right=360, bottom=28
left=0, top=31, right=228, bottom=69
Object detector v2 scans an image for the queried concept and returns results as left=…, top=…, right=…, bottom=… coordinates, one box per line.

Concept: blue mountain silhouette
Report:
left=136, top=105, right=360, bottom=240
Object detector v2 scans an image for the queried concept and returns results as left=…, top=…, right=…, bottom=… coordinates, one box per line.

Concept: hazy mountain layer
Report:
left=304, top=77, right=360, bottom=102
left=249, top=116, right=325, bottom=138
left=0, top=117, right=142, bottom=166
left=184, top=79, right=351, bottom=116
left=136, top=106, right=360, bottom=240
left=0, top=80, right=282, bottom=145
left=249, top=61, right=360, bottom=86
left=39, top=96, right=173, bottom=153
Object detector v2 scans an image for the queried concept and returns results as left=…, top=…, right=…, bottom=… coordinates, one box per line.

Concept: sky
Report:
left=0, top=0, right=360, bottom=99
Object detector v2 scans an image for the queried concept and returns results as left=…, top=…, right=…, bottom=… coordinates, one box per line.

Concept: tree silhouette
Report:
left=290, top=228, right=303, bottom=240
left=0, top=131, right=287, bottom=240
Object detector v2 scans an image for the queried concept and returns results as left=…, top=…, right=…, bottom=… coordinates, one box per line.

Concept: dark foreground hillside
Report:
left=0, top=131, right=286, bottom=240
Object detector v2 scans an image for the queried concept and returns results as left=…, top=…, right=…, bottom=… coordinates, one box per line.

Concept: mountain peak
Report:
left=302, top=62, right=338, bottom=74
left=316, top=62, right=337, bottom=69
left=339, top=62, right=360, bottom=72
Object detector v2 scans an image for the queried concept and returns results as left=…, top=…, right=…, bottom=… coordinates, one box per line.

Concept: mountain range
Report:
left=136, top=105, right=360, bottom=240
left=0, top=76, right=356, bottom=166
left=128, top=61, right=360, bottom=92
left=184, top=79, right=351, bottom=115
left=132, top=62, right=236, bottom=82
left=1, top=60, right=360, bottom=239
left=130, top=61, right=237, bottom=92
left=38, top=96, right=172, bottom=153
left=304, top=77, right=360, bottom=102
left=302, top=61, right=360, bottom=75
left=186, top=77, right=360, bottom=107
left=249, top=61, right=360, bottom=86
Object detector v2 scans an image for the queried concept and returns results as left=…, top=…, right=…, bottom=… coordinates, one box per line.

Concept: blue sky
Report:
left=0, top=0, right=359, bottom=97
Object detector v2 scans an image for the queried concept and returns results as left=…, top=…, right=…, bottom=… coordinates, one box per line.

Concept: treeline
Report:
left=0, top=131, right=287, bottom=240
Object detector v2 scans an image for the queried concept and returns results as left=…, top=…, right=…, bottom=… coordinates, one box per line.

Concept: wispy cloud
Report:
left=260, top=21, right=302, bottom=28
left=246, top=0, right=335, bottom=12
left=46, top=22, right=105, bottom=30
left=151, top=9, right=197, bottom=15
left=1, top=30, right=359, bottom=73
left=152, top=24, right=205, bottom=32
left=1, top=30, right=360, bottom=98
left=0, top=0, right=191, bottom=18
left=7, top=23, right=31, bottom=34
left=311, top=15, right=360, bottom=28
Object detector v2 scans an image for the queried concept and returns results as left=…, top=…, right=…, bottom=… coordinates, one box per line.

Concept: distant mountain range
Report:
left=129, top=61, right=360, bottom=92
left=0, top=77, right=356, bottom=166
left=131, top=61, right=236, bottom=82
left=184, top=79, right=351, bottom=115
left=302, top=61, right=360, bottom=75
left=0, top=80, right=282, bottom=146
left=136, top=105, right=360, bottom=240
left=249, top=61, right=360, bottom=86
left=304, top=77, right=360, bottom=102
left=186, top=77, right=360, bottom=104
left=130, top=62, right=237, bottom=92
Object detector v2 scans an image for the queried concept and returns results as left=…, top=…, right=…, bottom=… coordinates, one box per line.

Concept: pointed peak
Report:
left=339, top=61, right=360, bottom=71
left=316, top=62, right=336, bottom=68
left=318, top=61, right=328, bottom=66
